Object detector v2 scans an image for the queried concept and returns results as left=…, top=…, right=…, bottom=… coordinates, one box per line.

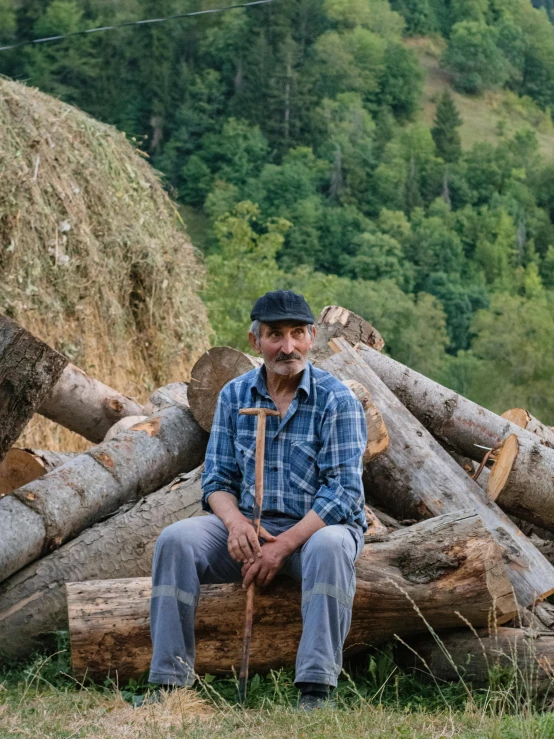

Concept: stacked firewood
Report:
left=2, top=308, right=554, bottom=688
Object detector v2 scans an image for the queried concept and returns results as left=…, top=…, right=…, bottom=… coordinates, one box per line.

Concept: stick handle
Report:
left=251, top=413, right=267, bottom=535
left=238, top=411, right=268, bottom=703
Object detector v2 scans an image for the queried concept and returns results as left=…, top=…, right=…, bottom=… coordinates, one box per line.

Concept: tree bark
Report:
left=0, top=469, right=203, bottom=659
left=355, top=343, right=553, bottom=460
left=66, top=510, right=516, bottom=683
left=501, top=408, right=554, bottom=447
left=143, top=383, right=189, bottom=415
left=0, top=315, right=67, bottom=463
left=311, top=305, right=384, bottom=363
left=317, top=338, right=554, bottom=608
left=488, top=434, right=554, bottom=533
left=0, top=448, right=76, bottom=497
left=0, top=405, right=208, bottom=583
left=364, top=505, right=388, bottom=538
left=340, top=379, right=389, bottom=463
left=103, top=415, right=148, bottom=442
left=38, top=363, right=143, bottom=443
left=188, top=347, right=262, bottom=432
left=401, top=627, right=554, bottom=690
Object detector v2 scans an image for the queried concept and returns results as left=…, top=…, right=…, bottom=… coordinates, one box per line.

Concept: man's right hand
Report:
left=226, top=516, right=277, bottom=564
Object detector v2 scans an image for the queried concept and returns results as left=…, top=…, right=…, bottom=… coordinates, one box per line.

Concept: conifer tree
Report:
left=431, top=90, right=463, bottom=163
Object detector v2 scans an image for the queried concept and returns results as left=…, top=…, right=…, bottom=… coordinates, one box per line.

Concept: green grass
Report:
left=2, top=639, right=554, bottom=739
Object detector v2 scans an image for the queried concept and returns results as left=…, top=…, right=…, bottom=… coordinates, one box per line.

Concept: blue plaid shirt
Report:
left=201, top=361, right=367, bottom=530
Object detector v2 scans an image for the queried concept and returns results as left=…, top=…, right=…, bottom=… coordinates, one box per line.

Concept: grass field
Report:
left=406, top=36, right=554, bottom=159
left=2, top=642, right=554, bottom=739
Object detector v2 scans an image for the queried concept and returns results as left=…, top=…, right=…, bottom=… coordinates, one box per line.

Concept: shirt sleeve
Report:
left=201, top=391, right=241, bottom=512
left=311, top=393, right=367, bottom=527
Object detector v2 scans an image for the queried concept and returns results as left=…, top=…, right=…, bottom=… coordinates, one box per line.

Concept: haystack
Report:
left=0, top=77, right=210, bottom=450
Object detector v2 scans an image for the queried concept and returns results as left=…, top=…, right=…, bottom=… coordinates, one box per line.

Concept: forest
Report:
left=2, top=0, right=554, bottom=422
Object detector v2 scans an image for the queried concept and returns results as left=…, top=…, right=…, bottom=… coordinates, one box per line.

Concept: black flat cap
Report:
left=250, top=290, right=315, bottom=324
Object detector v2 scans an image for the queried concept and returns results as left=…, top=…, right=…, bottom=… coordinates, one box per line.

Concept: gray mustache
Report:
left=276, top=352, right=302, bottom=362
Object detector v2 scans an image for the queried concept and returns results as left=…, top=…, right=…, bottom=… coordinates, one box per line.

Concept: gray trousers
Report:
left=149, top=514, right=364, bottom=688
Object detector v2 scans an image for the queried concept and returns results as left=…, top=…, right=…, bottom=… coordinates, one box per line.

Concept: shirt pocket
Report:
left=235, top=435, right=256, bottom=488
left=290, top=440, right=320, bottom=493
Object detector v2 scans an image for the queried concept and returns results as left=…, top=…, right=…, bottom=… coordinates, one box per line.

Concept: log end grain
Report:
left=488, top=434, right=519, bottom=502
left=0, top=449, right=46, bottom=497
left=188, top=347, right=262, bottom=432
left=501, top=408, right=531, bottom=428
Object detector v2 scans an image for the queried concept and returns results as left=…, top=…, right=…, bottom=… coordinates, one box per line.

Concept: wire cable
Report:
left=0, top=0, right=275, bottom=52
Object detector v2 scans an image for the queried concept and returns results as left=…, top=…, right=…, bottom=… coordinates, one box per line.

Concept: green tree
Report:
left=389, top=0, right=438, bottom=34
left=431, top=90, right=463, bottom=163
left=203, top=202, right=290, bottom=350
left=343, top=231, right=407, bottom=286
left=442, top=20, right=509, bottom=94
left=446, top=293, right=554, bottom=422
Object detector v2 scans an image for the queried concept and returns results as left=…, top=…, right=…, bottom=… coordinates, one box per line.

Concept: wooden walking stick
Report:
left=238, top=406, right=280, bottom=704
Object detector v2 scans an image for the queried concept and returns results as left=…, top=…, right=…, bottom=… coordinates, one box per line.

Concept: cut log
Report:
left=0, top=448, right=76, bottom=497
left=104, top=415, right=148, bottom=441
left=488, top=434, right=554, bottom=532
left=0, top=405, right=208, bottom=583
left=66, top=510, right=516, bottom=682
left=0, top=315, right=67, bottom=463
left=401, top=627, right=554, bottom=690
left=501, top=408, right=554, bottom=447
left=310, top=305, right=384, bottom=363
left=38, top=363, right=143, bottom=443
left=188, top=347, right=262, bottom=431
left=351, top=341, right=554, bottom=460
left=342, top=380, right=389, bottom=463
left=0, top=468, right=203, bottom=659
left=317, top=338, right=554, bottom=607
left=143, top=383, right=189, bottom=415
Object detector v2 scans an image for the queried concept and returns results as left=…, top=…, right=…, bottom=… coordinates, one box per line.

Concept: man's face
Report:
left=249, top=321, right=316, bottom=377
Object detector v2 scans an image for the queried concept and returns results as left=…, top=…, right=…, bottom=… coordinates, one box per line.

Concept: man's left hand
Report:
left=241, top=538, right=292, bottom=588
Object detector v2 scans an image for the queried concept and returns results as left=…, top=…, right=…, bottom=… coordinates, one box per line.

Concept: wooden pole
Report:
left=237, top=407, right=280, bottom=703
left=38, top=363, right=143, bottom=443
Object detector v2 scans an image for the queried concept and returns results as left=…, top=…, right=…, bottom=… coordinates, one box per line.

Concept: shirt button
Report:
left=273, top=466, right=278, bottom=472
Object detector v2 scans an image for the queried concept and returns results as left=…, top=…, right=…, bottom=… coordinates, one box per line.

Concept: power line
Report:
left=0, top=0, right=276, bottom=52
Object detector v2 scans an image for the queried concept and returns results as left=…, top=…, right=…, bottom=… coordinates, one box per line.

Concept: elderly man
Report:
left=147, top=290, right=367, bottom=709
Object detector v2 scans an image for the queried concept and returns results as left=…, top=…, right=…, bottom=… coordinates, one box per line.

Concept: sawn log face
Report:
left=66, top=511, right=516, bottom=682
left=0, top=315, right=68, bottom=463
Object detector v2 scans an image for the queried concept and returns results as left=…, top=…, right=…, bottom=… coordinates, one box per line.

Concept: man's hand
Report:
left=227, top=516, right=277, bottom=564
left=241, top=538, right=292, bottom=588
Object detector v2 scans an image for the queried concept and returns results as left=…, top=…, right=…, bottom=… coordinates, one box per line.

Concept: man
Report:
left=147, top=290, right=367, bottom=710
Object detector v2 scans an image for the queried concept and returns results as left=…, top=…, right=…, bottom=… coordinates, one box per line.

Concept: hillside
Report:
left=408, top=36, right=554, bottom=157
left=1, top=0, right=554, bottom=423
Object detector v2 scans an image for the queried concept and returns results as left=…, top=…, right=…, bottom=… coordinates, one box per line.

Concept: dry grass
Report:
left=0, top=77, right=211, bottom=451
left=1, top=684, right=553, bottom=739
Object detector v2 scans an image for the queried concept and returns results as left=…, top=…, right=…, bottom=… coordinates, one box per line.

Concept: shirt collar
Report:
left=251, top=361, right=312, bottom=401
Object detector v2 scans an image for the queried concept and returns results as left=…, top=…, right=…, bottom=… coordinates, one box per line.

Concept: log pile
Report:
left=2, top=309, right=554, bottom=689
